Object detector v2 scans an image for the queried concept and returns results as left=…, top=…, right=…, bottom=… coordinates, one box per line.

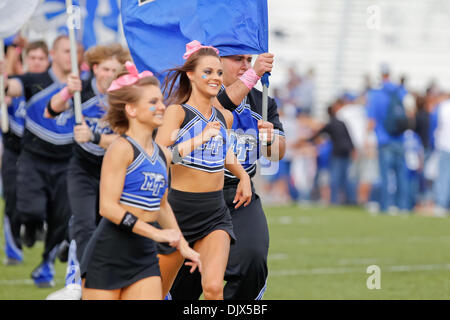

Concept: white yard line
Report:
left=295, top=235, right=450, bottom=245
left=2, top=264, right=450, bottom=285
left=268, top=216, right=315, bottom=224
left=0, top=279, right=63, bottom=286
left=338, top=258, right=383, bottom=265
left=268, top=253, right=288, bottom=260
left=270, top=263, right=450, bottom=277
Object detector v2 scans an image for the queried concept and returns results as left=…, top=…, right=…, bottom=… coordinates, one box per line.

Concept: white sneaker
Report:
left=433, top=207, right=448, bottom=218
left=366, top=201, right=379, bottom=215
left=388, top=206, right=399, bottom=216
left=45, top=284, right=82, bottom=300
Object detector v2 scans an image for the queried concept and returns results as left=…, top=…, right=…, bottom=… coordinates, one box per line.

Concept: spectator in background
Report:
left=366, top=66, right=413, bottom=214
left=403, top=129, right=424, bottom=211
left=281, top=66, right=301, bottom=113
left=290, top=111, right=319, bottom=204
left=272, top=91, right=300, bottom=203
left=360, top=131, right=380, bottom=211
left=363, top=73, right=373, bottom=93
left=432, top=96, right=450, bottom=216
left=312, top=138, right=332, bottom=205
left=281, top=66, right=315, bottom=115
left=336, top=92, right=368, bottom=205
left=414, top=94, right=432, bottom=210
left=399, top=75, right=407, bottom=90
left=419, top=86, right=444, bottom=213
left=259, top=89, right=298, bottom=205
left=414, top=95, right=430, bottom=153
left=298, top=68, right=316, bottom=115
left=295, top=100, right=355, bottom=205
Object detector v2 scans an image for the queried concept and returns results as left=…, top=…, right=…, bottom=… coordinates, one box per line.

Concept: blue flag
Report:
left=81, top=0, right=120, bottom=49
left=121, top=0, right=268, bottom=81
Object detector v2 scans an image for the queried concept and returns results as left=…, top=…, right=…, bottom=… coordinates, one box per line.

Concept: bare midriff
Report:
left=169, top=164, right=224, bottom=193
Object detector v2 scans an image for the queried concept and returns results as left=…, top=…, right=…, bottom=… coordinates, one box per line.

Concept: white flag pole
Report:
left=0, top=38, right=9, bottom=133
left=66, top=0, right=82, bottom=124
left=262, top=83, right=268, bottom=122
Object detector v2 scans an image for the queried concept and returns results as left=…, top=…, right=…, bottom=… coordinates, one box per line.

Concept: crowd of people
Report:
left=0, top=34, right=286, bottom=300
left=261, top=65, right=450, bottom=217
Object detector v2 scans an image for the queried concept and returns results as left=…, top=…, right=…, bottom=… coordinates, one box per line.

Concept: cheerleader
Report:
left=155, top=40, right=252, bottom=300
left=80, top=62, right=200, bottom=300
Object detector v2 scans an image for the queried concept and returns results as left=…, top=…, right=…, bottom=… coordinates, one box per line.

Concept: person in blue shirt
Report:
left=44, top=43, right=129, bottom=300
left=4, top=35, right=80, bottom=287
left=366, top=67, right=411, bottom=213
left=2, top=40, right=50, bottom=266
left=80, top=62, right=200, bottom=300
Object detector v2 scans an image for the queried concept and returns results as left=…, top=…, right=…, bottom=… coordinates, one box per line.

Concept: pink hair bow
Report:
left=107, top=61, right=154, bottom=92
left=183, top=40, right=219, bottom=60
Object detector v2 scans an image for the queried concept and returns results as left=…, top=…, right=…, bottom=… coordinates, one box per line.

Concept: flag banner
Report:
left=81, top=0, right=120, bottom=49
left=26, top=0, right=79, bottom=34
left=27, top=0, right=120, bottom=49
left=121, top=0, right=268, bottom=81
left=0, top=0, right=41, bottom=39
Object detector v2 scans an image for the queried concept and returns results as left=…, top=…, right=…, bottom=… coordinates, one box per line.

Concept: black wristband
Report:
left=119, top=211, right=138, bottom=232
left=216, top=88, right=239, bottom=112
left=90, top=132, right=101, bottom=145
left=265, top=139, right=274, bottom=147
left=46, top=102, right=63, bottom=117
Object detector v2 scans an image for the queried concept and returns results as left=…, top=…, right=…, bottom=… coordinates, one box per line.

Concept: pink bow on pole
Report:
left=107, top=61, right=154, bottom=92
left=183, top=40, right=219, bottom=60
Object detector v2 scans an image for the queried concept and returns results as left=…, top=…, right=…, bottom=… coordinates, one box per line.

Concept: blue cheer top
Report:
left=172, top=104, right=231, bottom=173
left=119, top=135, right=168, bottom=212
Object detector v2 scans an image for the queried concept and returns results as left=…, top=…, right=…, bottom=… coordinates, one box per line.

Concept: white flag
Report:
left=0, top=0, right=41, bottom=38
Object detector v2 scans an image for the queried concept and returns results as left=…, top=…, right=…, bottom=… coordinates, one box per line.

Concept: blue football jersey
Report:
left=226, top=96, right=262, bottom=179
left=24, top=68, right=76, bottom=146
left=218, top=86, right=286, bottom=185
left=8, top=95, right=26, bottom=137
left=78, top=78, right=114, bottom=157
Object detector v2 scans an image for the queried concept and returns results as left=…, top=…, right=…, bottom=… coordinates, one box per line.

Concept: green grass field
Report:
left=1, top=204, right=450, bottom=300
